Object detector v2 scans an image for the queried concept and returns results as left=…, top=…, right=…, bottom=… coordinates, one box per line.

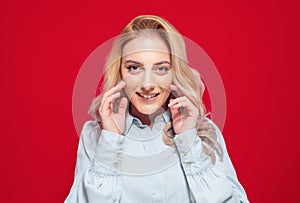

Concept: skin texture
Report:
left=98, top=35, right=199, bottom=135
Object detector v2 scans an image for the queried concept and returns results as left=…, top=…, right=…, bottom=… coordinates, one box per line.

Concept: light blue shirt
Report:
left=65, top=111, right=249, bottom=203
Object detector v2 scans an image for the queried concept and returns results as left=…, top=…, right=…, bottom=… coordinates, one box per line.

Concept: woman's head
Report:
left=89, top=15, right=222, bottom=164
left=90, top=15, right=206, bottom=119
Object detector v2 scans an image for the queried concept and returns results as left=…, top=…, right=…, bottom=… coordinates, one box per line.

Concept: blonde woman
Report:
left=65, top=15, right=249, bottom=203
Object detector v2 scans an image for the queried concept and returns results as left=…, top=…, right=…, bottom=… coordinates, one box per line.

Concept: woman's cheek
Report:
left=123, top=77, right=138, bottom=98
left=157, top=75, right=172, bottom=89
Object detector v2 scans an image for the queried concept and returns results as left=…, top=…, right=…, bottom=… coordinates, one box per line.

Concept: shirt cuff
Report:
left=174, top=128, right=208, bottom=174
left=174, top=128, right=198, bottom=153
left=93, top=130, right=125, bottom=172
left=101, top=129, right=124, bottom=148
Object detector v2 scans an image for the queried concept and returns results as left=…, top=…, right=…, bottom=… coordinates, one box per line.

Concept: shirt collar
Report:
left=123, top=110, right=171, bottom=135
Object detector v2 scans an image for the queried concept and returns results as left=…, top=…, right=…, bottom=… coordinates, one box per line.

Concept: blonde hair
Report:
left=88, top=15, right=223, bottom=164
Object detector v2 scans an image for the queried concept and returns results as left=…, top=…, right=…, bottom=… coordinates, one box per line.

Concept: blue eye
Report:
left=158, top=66, right=169, bottom=71
left=155, top=66, right=170, bottom=74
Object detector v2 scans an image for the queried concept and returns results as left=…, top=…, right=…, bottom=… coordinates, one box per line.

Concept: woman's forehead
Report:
left=122, top=51, right=171, bottom=66
left=122, top=36, right=170, bottom=57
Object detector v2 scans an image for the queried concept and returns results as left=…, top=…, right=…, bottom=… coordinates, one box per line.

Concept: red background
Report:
left=1, top=0, right=299, bottom=202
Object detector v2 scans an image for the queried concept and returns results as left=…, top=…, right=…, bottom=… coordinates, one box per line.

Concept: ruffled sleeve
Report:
left=174, top=120, right=249, bottom=203
left=64, top=121, right=124, bottom=203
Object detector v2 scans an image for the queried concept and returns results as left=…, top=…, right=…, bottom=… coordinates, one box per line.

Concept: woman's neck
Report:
left=129, top=104, right=166, bottom=128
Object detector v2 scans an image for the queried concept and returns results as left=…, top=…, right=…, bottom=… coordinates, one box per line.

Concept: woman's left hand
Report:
left=168, top=84, right=199, bottom=135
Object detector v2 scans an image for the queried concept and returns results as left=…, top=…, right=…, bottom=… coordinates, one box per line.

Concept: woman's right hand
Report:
left=98, top=80, right=128, bottom=135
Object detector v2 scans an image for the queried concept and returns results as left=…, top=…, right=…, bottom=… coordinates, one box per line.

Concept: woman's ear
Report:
left=169, top=81, right=179, bottom=98
left=169, top=89, right=179, bottom=99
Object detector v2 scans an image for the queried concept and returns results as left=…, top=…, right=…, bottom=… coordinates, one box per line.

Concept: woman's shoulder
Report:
left=78, top=120, right=100, bottom=157
left=81, top=120, right=99, bottom=134
left=201, top=117, right=224, bottom=139
left=202, top=117, right=219, bottom=130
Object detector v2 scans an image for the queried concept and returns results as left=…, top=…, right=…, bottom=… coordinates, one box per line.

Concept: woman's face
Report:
left=121, top=35, right=172, bottom=115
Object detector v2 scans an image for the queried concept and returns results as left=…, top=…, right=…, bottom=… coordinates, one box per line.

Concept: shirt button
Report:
left=116, top=153, right=122, bottom=158
left=178, top=139, right=183, bottom=144
left=114, top=162, right=119, bottom=168
left=185, top=162, right=191, bottom=168
left=182, top=152, right=187, bottom=157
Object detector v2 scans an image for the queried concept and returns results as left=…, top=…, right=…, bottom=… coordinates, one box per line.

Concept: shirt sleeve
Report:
left=174, top=120, right=249, bottom=203
left=64, top=121, right=124, bottom=203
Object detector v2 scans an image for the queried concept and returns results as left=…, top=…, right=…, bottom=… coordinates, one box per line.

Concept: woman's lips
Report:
left=136, top=92, right=160, bottom=99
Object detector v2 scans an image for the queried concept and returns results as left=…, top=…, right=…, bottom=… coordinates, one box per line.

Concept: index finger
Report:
left=103, top=80, right=126, bottom=98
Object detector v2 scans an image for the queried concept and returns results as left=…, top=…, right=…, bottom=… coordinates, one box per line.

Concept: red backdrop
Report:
left=1, top=0, right=299, bottom=202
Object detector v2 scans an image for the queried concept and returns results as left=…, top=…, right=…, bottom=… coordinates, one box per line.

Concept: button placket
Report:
left=114, top=136, right=124, bottom=171
left=178, top=139, right=183, bottom=145
left=155, top=124, right=162, bottom=131
left=116, top=152, right=122, bottom=158
left=185, top=162, right=191, bottom=168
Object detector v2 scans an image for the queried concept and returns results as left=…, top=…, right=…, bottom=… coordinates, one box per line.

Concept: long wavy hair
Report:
left=88, top=15, right=222, bottom=164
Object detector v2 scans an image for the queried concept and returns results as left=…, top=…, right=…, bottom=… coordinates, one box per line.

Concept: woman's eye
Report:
left=155, top=66, right=170, bottom=74
left=126, top=65, right=143, bottom=73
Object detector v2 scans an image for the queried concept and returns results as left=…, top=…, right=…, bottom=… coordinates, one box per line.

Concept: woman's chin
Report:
left=136, top=105, right=166, bottom=116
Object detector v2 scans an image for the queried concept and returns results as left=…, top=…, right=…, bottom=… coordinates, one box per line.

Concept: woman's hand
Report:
left=98, top=80, right=128, bottom=135
left=168, top=84, right=199, bottom=135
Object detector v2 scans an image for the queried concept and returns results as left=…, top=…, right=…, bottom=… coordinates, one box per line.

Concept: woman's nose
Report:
left=141, top=68, right=156, bottom=92
left=141, top=84, right=155, bottom=92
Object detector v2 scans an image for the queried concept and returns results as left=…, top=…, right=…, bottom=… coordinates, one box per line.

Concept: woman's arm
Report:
left=64, top=121, right=123, bottom=203
left=64, top=121, right=96, bottom=203
left=174, top=120, right=249, bottom=203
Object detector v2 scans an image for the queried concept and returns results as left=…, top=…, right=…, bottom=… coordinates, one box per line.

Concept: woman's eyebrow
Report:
left=124, top=60, right=171, bottom=66
left=154, top=61, right=171, bottom=66
left=124, top=60, right=143, bottom=65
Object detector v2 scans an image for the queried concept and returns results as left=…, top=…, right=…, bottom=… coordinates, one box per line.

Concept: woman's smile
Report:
left=136, top=92, right=160, bottom=100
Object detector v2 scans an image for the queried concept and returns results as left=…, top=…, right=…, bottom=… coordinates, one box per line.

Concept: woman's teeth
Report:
left=137, top=93, right=159, bottom=99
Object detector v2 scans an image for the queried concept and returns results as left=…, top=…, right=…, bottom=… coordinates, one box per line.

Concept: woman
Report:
left=65, top=15, right=249, bottom=203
